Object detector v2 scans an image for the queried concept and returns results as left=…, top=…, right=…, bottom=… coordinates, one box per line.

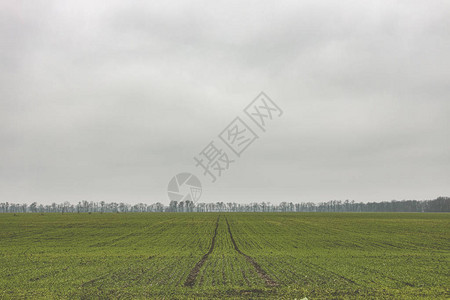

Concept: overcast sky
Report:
left=1, top=1, right=449, bottom=205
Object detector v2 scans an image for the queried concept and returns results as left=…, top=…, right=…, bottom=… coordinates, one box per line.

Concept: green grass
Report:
left=0, top=213, right=448, bottom=299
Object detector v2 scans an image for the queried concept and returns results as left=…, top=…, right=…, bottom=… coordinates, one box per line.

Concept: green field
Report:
left=0, top=213, right=448, bottom=299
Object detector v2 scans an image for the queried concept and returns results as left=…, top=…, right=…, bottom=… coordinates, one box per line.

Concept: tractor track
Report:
left=225, top=217, right=278, bottom=287
left=184, top=216, right=220, bottom=287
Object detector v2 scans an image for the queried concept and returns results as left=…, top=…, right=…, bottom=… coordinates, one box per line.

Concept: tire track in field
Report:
left=225, top=217, right=278, bottom=287
left=184, top=216, right=220, bottom=287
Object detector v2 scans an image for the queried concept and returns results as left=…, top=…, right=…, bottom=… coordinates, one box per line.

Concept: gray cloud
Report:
left=1, top=0, right=449, bottom=204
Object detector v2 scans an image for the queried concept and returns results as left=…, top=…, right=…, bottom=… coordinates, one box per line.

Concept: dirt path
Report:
left=225, top=217, right=278, bottom=287
left=184, top=216, right=220, bottom=287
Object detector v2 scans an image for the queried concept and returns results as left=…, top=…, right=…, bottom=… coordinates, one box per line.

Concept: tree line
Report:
left=0, top=197, right=448, bottom=213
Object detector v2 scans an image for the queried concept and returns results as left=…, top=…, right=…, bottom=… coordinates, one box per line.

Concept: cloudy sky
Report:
left=1, top=1, right=449, bottom=205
